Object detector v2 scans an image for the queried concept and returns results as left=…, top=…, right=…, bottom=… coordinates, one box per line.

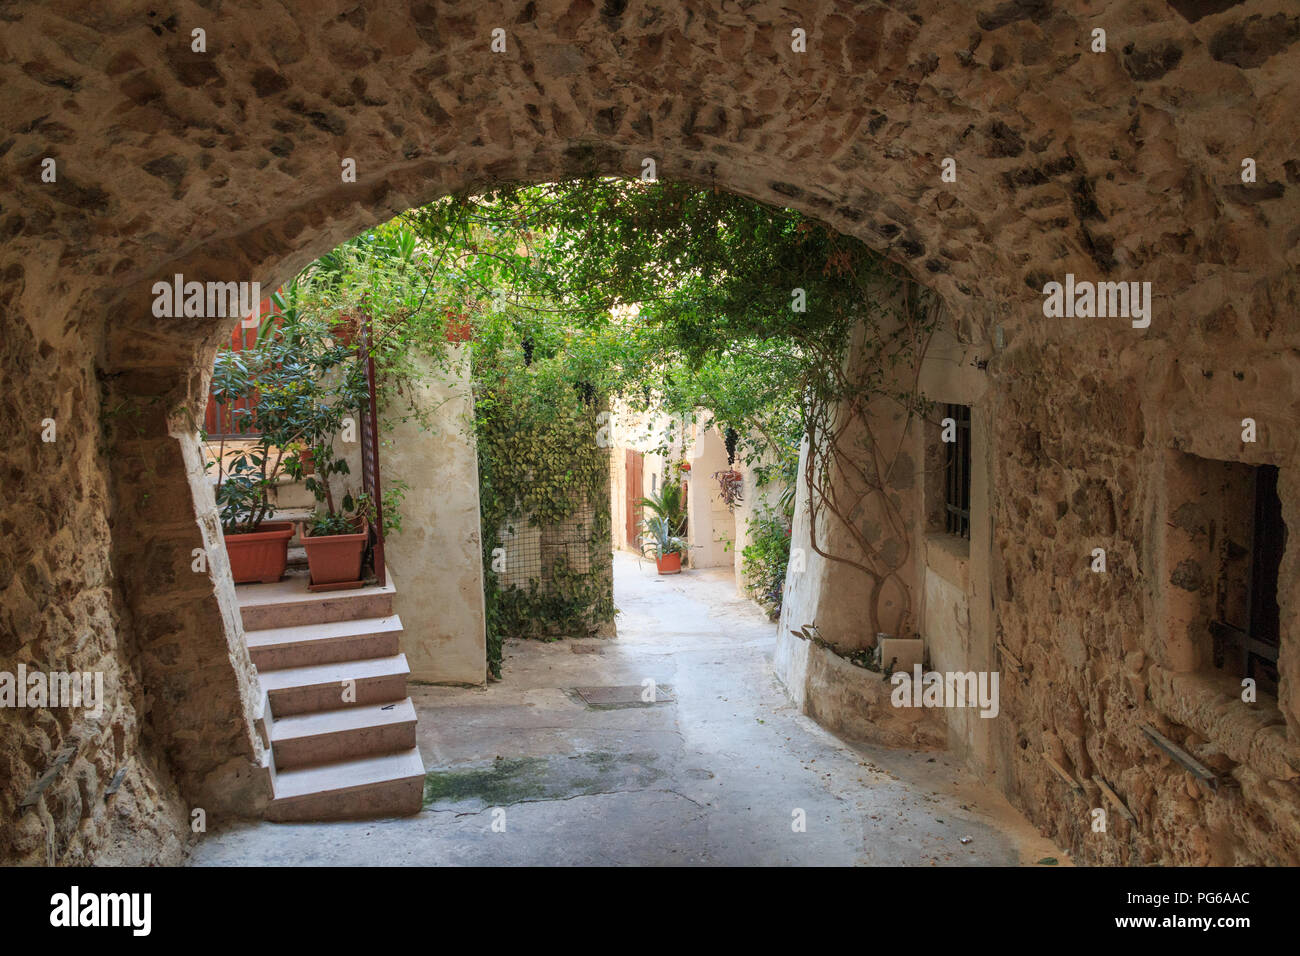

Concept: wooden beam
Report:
left=1042, top=753, right=1084, bottom=795
left=1141, top=724, right=1219, bottom=793
left=18, top=743, right=78, bottom=811
left=1091, top=775, right=1137, bottom=824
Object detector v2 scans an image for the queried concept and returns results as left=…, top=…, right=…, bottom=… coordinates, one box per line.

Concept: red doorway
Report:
left=624, top=449, right=644, bottom=548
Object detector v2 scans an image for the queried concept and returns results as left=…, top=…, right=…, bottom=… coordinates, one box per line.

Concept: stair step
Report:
left=238, top=572, right=396, bottom=629
left=271, top=698, right=417, bottom=769
left=253, top=686, right=272, bottom=751
left=267, top=747, right=426, bottom=821
left=247, top=615, right=403, bottom=671
left=260, top=654, right=410, bottom=716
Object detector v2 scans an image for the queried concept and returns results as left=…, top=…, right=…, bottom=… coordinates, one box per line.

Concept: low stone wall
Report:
left=775, top=630, right=947, bottom=751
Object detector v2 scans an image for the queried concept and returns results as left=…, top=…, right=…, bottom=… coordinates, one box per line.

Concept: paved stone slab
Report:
left=572, top=684, right=675, bottom=707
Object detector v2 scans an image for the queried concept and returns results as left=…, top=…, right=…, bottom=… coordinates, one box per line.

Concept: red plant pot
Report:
left=224, top=522, right=294, bottom=584
left=293, top=448, right=315, bottom=476
left=655, top=553, right=682, bottom=575
left=331, top=315, right=359, bottom=347
left=445, top=318, right=472, bottom=343
left=302, top=520, right=369, bottom=587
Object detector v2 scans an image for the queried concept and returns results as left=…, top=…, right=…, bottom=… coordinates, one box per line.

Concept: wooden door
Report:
left=625, top=449, right=644, bottom=548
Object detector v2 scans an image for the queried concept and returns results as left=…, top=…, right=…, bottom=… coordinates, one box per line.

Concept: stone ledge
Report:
left=1147, top=665, right=1299, bottom=782
left=775, top=629, right=947, bottom=751
left=925, top=532, right=971, bottom=593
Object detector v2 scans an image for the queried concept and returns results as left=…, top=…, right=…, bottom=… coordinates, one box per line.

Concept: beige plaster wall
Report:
left=913, top=327, right=995, bottom=771
left=380, top=348, right=487, bottom=686
left=686, top=421, right=735, bottom=569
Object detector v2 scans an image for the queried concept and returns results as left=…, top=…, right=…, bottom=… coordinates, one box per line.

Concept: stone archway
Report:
left=2, top=1, right=1298, bottom=865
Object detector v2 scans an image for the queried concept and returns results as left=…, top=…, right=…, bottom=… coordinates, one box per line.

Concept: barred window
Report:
left=943, top=403, right=972, bottom=540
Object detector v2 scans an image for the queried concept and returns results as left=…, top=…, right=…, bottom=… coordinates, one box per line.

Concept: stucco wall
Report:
left=686, top=421, right=735, bottom=569
left=380, top=349, right=487, bottom=686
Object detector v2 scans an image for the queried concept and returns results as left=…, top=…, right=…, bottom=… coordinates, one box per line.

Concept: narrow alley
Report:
left=191, top=553, right=1061, bottom=866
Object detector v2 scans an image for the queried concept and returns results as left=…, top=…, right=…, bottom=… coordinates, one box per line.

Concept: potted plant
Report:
left=638, top=480, right=687, bottom=537
left=208, top=319, right=299, bottom=584
left=714, top=467, right=744, bottom=511
left=207, top=284, right=366, bottom=585
left=301, top=504, right=369, bottom=590
left=213, top=450, right=295, bottom=583
left=641, top=515, right=688, bottom=575
left=291, top=374, right=369, bottom=590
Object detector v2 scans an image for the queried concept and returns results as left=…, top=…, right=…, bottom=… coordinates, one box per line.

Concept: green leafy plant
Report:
left=741, top=503, right=791, bottom=618
left=208, top=289, right=366, bottom=535
left=408, top=178, right=935, bottom=640
left=475, top=344, right=615, bottom=678
left=638, top=480, right=687, bottom=536
left=640, top=515, right=688, bottom=561
left=353, top=484, right=408, bottom=540
left=307, top=508, right=358, bottom=538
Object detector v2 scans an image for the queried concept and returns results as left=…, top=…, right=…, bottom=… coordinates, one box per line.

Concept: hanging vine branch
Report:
left=315, top=177, right=940, bottom=652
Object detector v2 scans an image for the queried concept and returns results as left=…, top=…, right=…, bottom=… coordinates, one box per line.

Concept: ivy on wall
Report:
left=476, top=351, right=615, bottom=679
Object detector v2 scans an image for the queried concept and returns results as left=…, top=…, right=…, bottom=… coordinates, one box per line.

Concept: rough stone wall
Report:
left=0, top=286, right=192, bottom=865
left=1, top=0, right=1298, bottom=864
left=987, top=320, right=1300, bottom=865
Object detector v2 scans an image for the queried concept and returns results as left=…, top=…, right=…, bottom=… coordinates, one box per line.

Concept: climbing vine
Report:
left=475, top=322, right=615, bottom=678
left=279, top=176, right=938, bottom=675
left=740, top=502, right=793, bottom=619
left=411, top=178, right=939, bottom=646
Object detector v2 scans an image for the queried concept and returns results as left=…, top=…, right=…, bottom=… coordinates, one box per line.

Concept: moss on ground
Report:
left=422, top=751, right=665, bottom=809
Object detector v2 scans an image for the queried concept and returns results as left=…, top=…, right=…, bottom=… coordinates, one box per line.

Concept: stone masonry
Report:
left=1, top=0, right=1298, bottom=864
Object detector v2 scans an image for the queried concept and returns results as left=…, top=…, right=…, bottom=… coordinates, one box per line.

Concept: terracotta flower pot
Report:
left=330, top=315, right=359, bottom=347
left=655, top=553, right=682, bottom=575
left=302, top=519, right=368, bottom=588
left=293, top=447, right=315, bottom=476
left=445, top=316, right=472, bottom=343
left=224, top=522, right=294, bottom=584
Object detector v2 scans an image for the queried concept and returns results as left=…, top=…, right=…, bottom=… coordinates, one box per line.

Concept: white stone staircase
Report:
left=237, top=571, right=426, bottom=821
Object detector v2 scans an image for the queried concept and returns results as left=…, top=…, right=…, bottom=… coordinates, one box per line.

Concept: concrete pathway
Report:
left=190, top=551, right=1063, bottom=866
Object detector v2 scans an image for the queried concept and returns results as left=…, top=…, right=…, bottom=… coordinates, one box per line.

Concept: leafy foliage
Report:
left=475, top=332, right=614, bottom=677
left=637, top=480, right=686, bottom=535
left=266, top=173, right=936, bottom=673
left=640, top=515, right=688, bottom=560
left=208, top=301, right=365, bottom=535
left=407, top=178, right=937, bottom=640
left=741, top=504, right=792, bottom=619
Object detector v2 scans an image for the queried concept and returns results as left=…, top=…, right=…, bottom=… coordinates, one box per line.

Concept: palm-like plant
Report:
left=640, top=515, right=687, bottom=560
left=638, top=480, right=686, bottom=535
